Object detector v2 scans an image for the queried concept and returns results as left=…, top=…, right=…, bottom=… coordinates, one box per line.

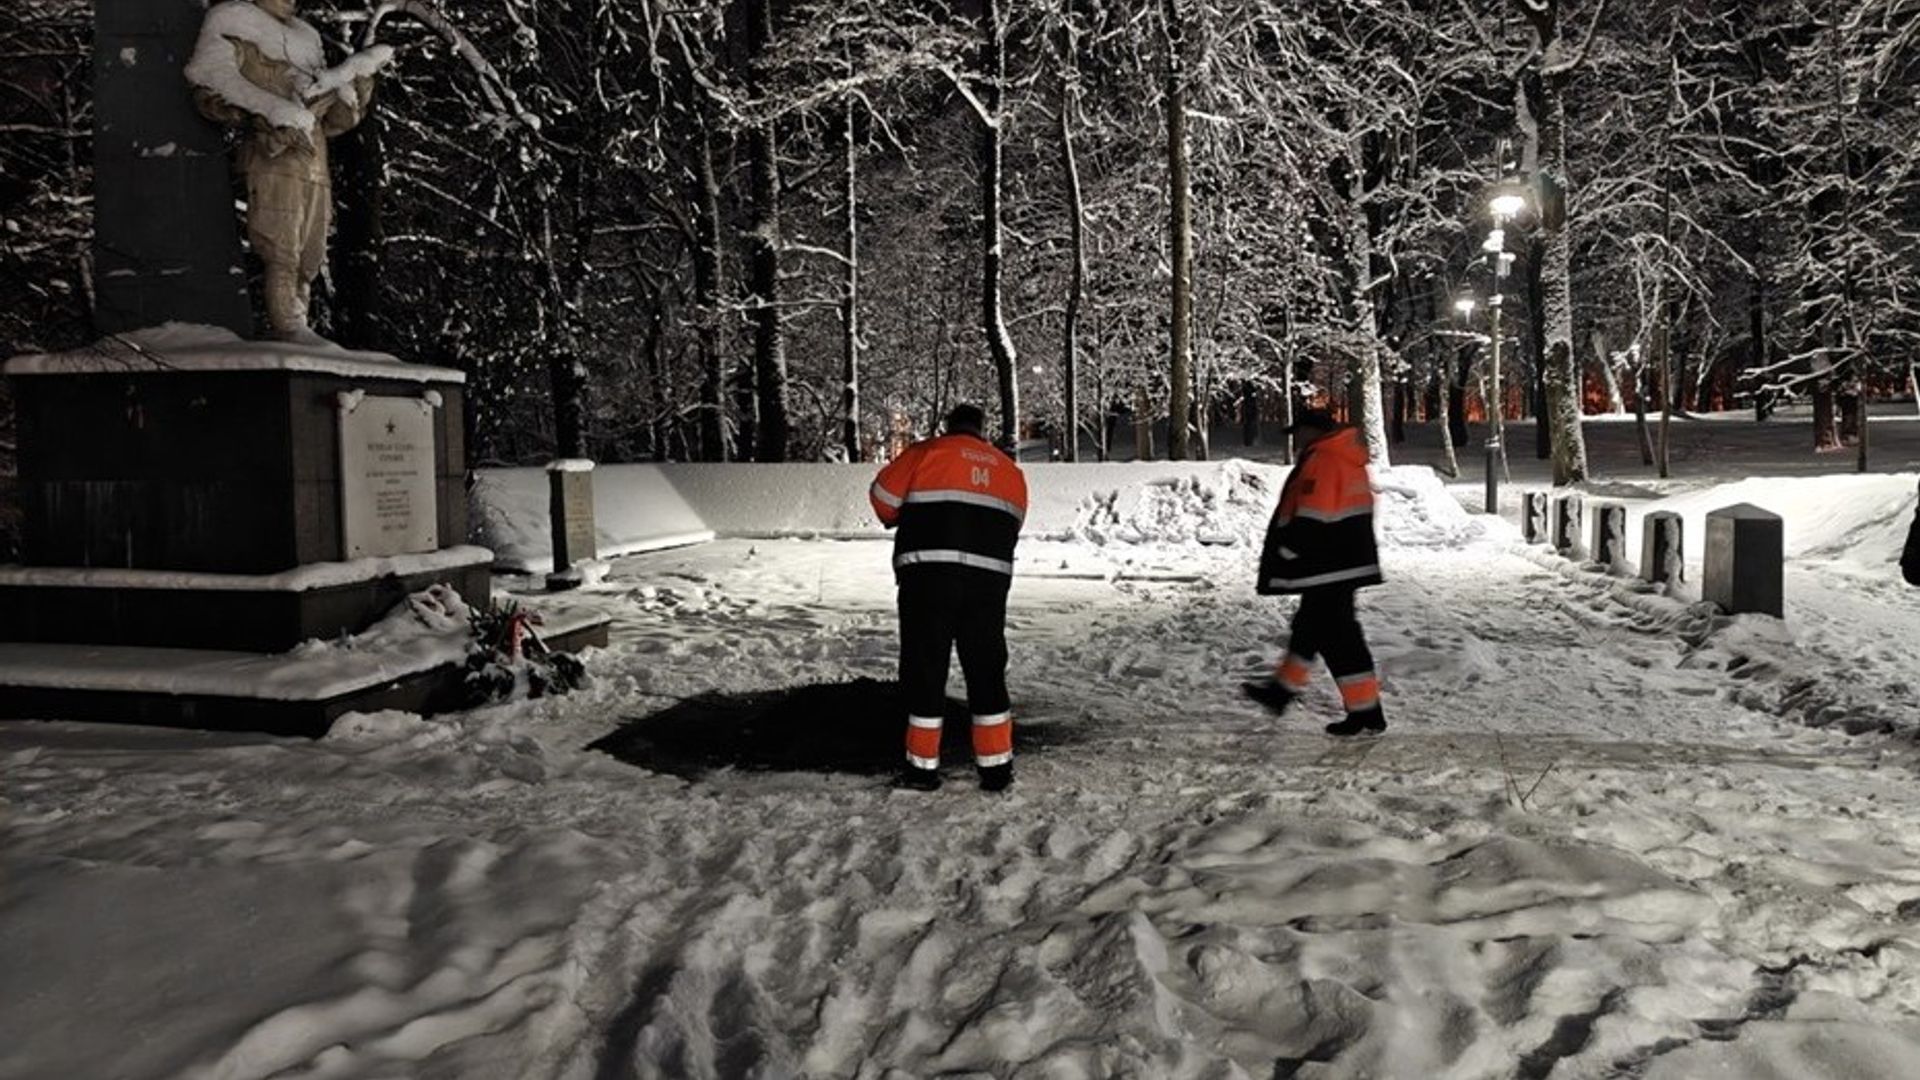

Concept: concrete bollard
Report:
left=1589, top=503, right=1628, bottom=569
left=1551, top=493, right=1586, bottom=555
left=547, top=459, right=597, bottom=591
left=1522, top=492, right=1550, bottom=544
left=1640, top=511, right=1684, bottom=586
left=1703, top=503, right=1783, bottom=617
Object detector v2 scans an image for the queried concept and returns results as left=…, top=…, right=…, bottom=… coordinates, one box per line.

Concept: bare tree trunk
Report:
left=1336, top=139, right=1390, bottom=464
left=1594, top=332, right=1625, bottom=413
left=980, top=0, right=1019, bottom=446
left=841, top=87, right=861, bottom=462
left=1655, top=46, right=1676, bottom=479
left=1434, top=282, right=1458, bottom=476
left=1856, top=381, right=1869, bottom=473
left=1060, top=11, right=1085, bottom=463
left=692, top=124, right=728, bottom=461
left=1133, top=384, right=1152, bottom=460
left=1093, top=299, right=1109, bottom=461
left=1282, top=303, right=1297, bottom=463
left=544, top=155, right=594, bottom=459
left=1163, top=0, right=1193, bottom=461
left=746, top=0, right=788, bottom=461
left=1512, top=0, right=1592, bottom=485
left=1813, top=382, right=1839, bottom=449
left=1655, top=320, right=1673, bottom=478
left=1633, top=364, right=1655, bottom=465
left=644, top=292, right=670, bottom=460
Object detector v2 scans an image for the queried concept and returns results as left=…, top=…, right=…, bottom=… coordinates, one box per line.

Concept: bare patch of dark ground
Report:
left=587, top=677, right=1087, bottom=779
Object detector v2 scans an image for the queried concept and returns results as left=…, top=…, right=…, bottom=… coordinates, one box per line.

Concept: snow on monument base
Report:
left=0, top=597, right=609, bottom=738
left=0, top=324, right=607, bottom=735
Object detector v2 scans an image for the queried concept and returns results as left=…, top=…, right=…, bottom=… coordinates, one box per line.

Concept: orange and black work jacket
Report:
left=1904, top=499, right=1920, bottom=586
left=1257, top=426, right=1383, bottom=594
left=870, top=433, right=1029, bottom=579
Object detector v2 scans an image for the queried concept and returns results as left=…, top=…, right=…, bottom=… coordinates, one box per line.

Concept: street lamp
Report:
left=1476, top=179, right=1529, bottom=515
left=1489, top=191, right=1528, bottom=221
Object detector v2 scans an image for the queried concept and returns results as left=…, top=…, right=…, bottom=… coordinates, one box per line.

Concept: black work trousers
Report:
left=897, top=567, right=1011, bottom=719
left=1285, top=586, right=1375, bottom=681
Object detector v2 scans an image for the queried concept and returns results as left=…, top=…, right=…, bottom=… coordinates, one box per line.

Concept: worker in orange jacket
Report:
left=870, top=404, right=1029, bottom=791
left=1243, top=407, right=1387, bottom=736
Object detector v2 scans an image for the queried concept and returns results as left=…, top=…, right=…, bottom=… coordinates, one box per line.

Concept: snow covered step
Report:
left=0, top=547, right=493, bottom=652
left=0, top=603, right=608, bottom=738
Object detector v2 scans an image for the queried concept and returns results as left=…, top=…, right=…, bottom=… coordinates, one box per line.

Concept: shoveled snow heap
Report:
left=1062, top=461, right=1480, bottom=550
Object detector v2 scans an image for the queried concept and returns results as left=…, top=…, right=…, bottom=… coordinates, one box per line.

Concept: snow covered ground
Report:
left=6, top=461, right=1920, bottom=1078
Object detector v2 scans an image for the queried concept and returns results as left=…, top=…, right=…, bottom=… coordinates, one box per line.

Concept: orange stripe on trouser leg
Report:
left=905, top=715, right=942, bottom=770
left=1337, top=674, right=1380, bottom=712
left=971, top=711, right=1013, bottom=767
left=1276, top=655, right=1313, bottom=691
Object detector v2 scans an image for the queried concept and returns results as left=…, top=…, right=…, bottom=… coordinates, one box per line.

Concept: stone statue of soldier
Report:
left=185, top=0, right=392, bottom=345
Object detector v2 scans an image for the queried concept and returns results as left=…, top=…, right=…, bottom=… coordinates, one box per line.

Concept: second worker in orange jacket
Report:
left=1243, top=407, right=1387, bottom=737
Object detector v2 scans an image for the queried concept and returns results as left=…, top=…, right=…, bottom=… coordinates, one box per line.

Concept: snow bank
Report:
left=1615, top=473, right=1918, bottom=578
left=470, top=460, right=1480, bottom=572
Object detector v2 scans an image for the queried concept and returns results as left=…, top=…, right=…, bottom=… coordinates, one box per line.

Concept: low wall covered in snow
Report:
left=470, top=460, right=1478, bottom=573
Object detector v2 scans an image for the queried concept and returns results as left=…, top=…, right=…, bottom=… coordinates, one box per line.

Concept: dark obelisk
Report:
left=92, top=0, right=249, bottom=335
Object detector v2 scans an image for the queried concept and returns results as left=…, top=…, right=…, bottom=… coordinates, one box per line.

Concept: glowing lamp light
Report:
left=1454, top=296, right=1478, bottom=318
left=1489, top=192, right=1528, bottom=219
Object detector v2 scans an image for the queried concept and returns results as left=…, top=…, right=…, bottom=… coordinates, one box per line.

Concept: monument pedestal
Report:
left=0, top=328, right=607, bottom=735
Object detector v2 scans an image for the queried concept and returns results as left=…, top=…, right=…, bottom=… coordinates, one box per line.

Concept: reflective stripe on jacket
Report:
left=1257, top=426, right=1383, bottom=594
left=871, top=433, right=1028, bottom=577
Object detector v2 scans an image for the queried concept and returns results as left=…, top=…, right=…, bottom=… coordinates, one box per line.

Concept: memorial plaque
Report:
left=338, top=395, right=439, bottom=558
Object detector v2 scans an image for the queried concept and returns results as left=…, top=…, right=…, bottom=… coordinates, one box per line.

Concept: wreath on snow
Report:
left=463, top=599, right=587, bottom=705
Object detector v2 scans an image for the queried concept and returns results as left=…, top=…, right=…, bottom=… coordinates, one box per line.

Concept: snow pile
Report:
left=1375, top=465, right=1483, bottom=549
left=1062, top=460, right=1278, bottom=546
left=471, top=460, right=1477, bottom=572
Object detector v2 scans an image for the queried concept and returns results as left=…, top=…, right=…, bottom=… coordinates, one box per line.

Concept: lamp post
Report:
left=1478, top=181, right=1528, bottom=515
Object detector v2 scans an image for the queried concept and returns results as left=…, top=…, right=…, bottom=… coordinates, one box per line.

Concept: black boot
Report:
left=1325, top=705, right=1386, bottom=737
left=1241, top=679, right=1298, bottom=716
left=895, top=766, right=942, bottom=792
left=978, top=762, right=1013, bottom=793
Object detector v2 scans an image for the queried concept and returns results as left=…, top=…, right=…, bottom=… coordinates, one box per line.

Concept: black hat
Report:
left=1284, top=407, right=1339, bottom=435
left=945, top=403, right=986, bottom=435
